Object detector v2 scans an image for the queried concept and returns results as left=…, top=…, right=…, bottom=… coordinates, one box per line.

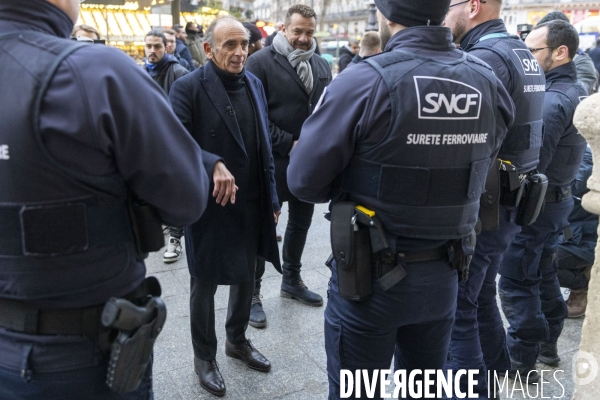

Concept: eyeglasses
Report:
left=528, top=46, right=553, bottom=53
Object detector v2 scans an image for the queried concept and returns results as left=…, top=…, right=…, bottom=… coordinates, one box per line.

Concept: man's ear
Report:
left=204, top=41, right=213, bottom=59
left=555, top=45, right=569, bottom=62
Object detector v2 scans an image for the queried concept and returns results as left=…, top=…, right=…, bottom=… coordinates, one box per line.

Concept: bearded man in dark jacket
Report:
left=144, top=30, right=188, bottom=95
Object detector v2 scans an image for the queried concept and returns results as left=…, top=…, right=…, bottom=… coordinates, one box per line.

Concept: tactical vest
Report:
left=544, top=80, right=588, bottom=187
left=341, top=50, right=501, bottom=240
left=470, top=33, right=546, bottom=173
left=0, top=32, right=137, bottom=305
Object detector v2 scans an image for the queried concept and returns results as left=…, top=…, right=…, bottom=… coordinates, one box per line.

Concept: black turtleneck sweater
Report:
left=213, top=62, right=262, bottom=200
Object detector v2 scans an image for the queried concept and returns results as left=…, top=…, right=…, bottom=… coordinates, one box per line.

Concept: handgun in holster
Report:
left=515, top=173, right=548, bottom=226
left=101, top=278, right=167, bottom=393
left=330, top=202, right=399, bottom=301
left=450, top=229, right=476, bottom=283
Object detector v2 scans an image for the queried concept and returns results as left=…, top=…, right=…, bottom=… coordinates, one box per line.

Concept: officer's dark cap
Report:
left=374, top=0, right=451, bottom=27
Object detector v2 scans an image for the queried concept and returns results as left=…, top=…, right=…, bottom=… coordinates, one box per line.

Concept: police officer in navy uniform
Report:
left=443, top=0, right=546, bottom=393
left=499, top=19, right=588, bottom=380
left=287, top=0, right=514, bottom=398
left=0, top=0, right=210, bottom=398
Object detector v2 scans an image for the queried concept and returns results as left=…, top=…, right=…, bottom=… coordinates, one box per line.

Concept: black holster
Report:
left=450, top=230, right=476, bottom=282
left=516, top=173, right=548, bottom=226
left=101, top=277, right=167, bottom=393
left=479, top=159, right=501, bottom=231
left=330, top=202, right=373, bottom=301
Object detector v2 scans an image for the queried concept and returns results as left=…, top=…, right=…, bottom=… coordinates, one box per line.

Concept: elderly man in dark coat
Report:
left=245, top=4, right=332, bottom=327
left=169, top=16, right=281, bottom=397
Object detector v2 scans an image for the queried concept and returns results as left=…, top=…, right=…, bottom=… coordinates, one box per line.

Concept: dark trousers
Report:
left=254, top=198, right=314, bottom=292
left=0, top=328, right=153, bottom=400
left=498, top=198, right=572, bottom=366
left=446, top=206, right=518, bottom=396
left=167, top=226, right=183, bottom=239
left=189, top=200, right=261, bottom=361
left=325, top=257, right=458, bottom=400
left=556, top=247, right=590, bottom=290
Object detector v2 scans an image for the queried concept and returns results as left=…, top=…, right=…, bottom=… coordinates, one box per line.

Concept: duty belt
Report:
left=375, top=244, right=448, bottom=278
left=0, top=278, right=160, bottom=335
left=545, top=186, right=572, bottom=203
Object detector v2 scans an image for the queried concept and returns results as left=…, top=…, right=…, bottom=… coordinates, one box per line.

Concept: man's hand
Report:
left=274, top=210, right=281, bottom=223
left=212, top=161, right=237, bottom=206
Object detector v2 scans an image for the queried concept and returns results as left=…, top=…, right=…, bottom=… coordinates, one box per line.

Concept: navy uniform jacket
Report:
left=0, top=1, right=209, bottom=308
left=460, top=19, right=545, bottom=173
left=169, top=61, right=281, bottom=284
left=539, top=62, right=588, bottom=187
left=288, top=27, right=514, bottom=248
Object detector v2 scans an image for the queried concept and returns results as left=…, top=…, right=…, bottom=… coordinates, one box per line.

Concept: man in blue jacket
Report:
left=174, top=25, right=196, bottom=71
left=499, top=19, right=588, bottom=379
left=0, top=0, right=210, bottom=398
left=288, top=0, right=514, bottom=397
left=169, top=16, right=281, bottom=397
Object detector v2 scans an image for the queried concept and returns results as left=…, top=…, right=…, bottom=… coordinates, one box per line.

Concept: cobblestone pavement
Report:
left=150, top=203, right=582, bottom=399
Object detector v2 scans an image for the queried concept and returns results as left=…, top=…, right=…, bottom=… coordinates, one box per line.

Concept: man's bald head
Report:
left=205, top=16, right=248, bottom=49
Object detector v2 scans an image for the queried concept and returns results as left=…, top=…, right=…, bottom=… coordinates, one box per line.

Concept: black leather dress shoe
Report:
left=194, top=357, right=226, bottom=397
left=225, top=339, right=271, bottom=372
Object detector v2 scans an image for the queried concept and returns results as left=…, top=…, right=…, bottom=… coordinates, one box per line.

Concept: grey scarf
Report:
left=272, top=32, right=316, bottom=93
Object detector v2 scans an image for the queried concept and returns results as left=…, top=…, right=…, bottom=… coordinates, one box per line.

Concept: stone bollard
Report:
left=572, top=92, right=600, bottom=398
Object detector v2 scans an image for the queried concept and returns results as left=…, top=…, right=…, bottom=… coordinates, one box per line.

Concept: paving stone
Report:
left=149, top=270, right=186, bottom=298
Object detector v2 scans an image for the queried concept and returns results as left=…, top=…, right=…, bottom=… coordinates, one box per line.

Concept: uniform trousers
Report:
left=189, top=199, right=261, bottom=361
left=0, top=327, right=152, bottom=400
left=446, top=206, right=518, bottom=398
left=498, top=198, right=572, bottom=366
left=325, top=257, right=457, bottom=400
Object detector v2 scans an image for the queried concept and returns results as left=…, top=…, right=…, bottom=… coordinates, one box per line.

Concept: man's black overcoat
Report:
left=170, top=61, right=281, bottom=284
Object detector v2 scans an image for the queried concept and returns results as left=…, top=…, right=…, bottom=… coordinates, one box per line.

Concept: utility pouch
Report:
left=128, top=193, right=164, bottom=255
left=101, top=282, right=167, bottom=393
left=449, top=230, right=476, bottom=282
left=479, top=159, right=501, bottom=231
left=516, top=173, right=548, bottom=227
left=330, top=202, right=373, bottom=301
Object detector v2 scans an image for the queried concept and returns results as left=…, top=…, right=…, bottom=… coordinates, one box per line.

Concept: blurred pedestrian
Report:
left=144, top=30, right=188, bottom=95
left=185, top=21, right=207, bottom=68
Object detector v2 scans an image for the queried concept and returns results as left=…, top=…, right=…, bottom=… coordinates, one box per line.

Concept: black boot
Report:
left=506, top=359, right=540, bottom=384
left=280, top=265, right=323, bottom=306
left=249, top=293, right=267, bottom=329
left=537, top=342, right=560, bottom=366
